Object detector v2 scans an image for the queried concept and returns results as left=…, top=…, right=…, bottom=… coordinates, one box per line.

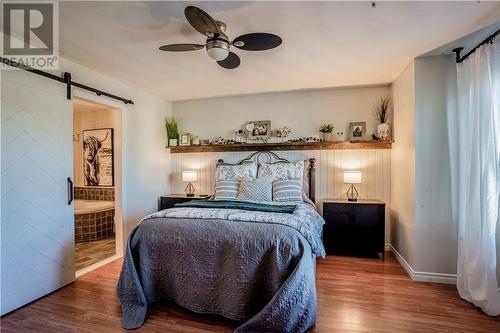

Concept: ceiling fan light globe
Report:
left=207, top=47, right=229, bottom=61
left=206, top=38, right=230, bottom=61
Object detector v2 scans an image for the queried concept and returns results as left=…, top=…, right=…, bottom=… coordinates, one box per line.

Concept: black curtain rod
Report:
left=453, top=28, right=500, bottom=63
left=0, top=57, right=134, bottom=105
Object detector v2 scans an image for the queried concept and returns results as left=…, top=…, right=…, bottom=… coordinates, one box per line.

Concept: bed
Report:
left=117, top=151, right=325, bottom=333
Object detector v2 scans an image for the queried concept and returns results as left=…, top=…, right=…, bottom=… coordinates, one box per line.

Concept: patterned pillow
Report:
left=258, top=161, right=305, bottom=184
left=214, top=180, right=240, bottom=200
left=237, top=177, right=273, bottom=202
left=273, top=179, right=303, bottom=202
left=216, top=162, right=257, bottom=181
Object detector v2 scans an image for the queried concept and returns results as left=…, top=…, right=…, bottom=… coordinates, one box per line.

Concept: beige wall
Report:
left=390, top=61, right=416, bottom=268
left=414, top=55, right=457, bottom=275
left=172, top=85, right=391, bottom=142
left=73, top=100, right=120, bottom=187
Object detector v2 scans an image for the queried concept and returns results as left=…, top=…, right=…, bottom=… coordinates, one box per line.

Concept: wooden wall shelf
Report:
left=167, top=140, right=392, bottom=153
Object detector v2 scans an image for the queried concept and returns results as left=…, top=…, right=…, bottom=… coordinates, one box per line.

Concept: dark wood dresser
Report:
left=322, top=199, right=385, bottom=259
left=158, top=194, right=209, bottom=211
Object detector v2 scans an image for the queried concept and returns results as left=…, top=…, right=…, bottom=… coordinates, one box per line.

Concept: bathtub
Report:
left=74, top=200, right=115, bottom=243
left=74, top=200, right=114, bottom=214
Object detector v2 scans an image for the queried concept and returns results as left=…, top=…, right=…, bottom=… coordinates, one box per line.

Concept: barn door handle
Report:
left=67, top=177, right=74, bottom=205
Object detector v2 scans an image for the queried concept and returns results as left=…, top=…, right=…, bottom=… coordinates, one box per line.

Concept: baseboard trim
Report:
left=76, top=254, right=122, bottom=278
left=388, top=244, right=457, bottom=284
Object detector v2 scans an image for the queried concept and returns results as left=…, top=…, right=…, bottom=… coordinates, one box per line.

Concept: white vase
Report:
left=322, top=132, right=333, bottom=142
left=169, top=138, right=178, bottom=146
left=377, top=123, right=390, bottom=140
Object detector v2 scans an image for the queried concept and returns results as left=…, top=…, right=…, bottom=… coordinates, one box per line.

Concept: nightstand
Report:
left=158, top=194, right=209, bottom=211
left=322, top=199, right=385, bottom=259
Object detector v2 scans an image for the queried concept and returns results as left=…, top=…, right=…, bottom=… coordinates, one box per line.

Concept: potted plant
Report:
left=165, top=117, right=179, bottom=146
left=374, top=96, right=391, bottom=140
left=319, top=123, right=334, bottom=141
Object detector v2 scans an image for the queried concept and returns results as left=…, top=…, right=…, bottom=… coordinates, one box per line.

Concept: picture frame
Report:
left=348, top=122, right=366, bottom=141
left=83, top=128, right=114, bottom=187
left=246, top=120, right=271, bottom=140
left=179, top=132, right=191, bottom=146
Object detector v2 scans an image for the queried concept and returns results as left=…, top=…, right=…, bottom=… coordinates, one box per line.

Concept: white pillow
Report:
left=257, top=161, right=305, bottom=184
left=216, top=162, right=257, bottom=181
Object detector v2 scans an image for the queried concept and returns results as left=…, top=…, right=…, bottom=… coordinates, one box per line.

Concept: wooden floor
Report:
left=75, top=236, right=116, bottom=271
left=1, top=252, right=499, bottom=332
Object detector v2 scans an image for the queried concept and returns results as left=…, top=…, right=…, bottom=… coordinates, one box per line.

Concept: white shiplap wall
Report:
left=170, top=149, right=391, bottom=242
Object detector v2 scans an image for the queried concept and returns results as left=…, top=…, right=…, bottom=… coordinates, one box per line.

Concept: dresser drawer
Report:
left=352, top=204, right=380, bottom=216
left=323, top=202, right=353, bottom=215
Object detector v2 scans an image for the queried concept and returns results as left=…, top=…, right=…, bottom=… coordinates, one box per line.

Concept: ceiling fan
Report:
left=159, top=6, right=282, bottom=69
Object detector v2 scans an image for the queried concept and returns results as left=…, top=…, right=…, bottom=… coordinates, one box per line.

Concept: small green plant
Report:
left=319, top=123, right=334, bottom=133
left=374, top=96, right=391, bottom=123
left=165, top=117, right=179, bottom=140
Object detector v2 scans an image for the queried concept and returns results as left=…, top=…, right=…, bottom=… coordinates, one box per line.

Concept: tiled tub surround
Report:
left=74, top=187, right=115, bottom=201
left=74, top=200, right=115, bottom=243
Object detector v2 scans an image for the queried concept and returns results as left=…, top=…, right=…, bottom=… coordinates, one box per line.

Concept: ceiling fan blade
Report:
left=217, top=52, right=240, bottom=69
left=232, top=33, right=282, bottom=51
left=184, top=6, right=220, bottom=37
left=159, top=43, right=205, bottom=51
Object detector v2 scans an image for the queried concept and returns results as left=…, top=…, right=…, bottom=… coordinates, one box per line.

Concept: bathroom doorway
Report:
left=72, top=97, right=122, bottom=274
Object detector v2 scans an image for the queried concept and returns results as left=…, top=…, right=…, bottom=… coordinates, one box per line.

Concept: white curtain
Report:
left=448, top=39, right=500, bottom=316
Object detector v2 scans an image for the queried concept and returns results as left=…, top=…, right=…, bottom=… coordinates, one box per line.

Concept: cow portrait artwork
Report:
left=83, top=128, right=114, bottom=186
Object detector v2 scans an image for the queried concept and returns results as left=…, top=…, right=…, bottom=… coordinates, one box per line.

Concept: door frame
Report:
left=72, top=90, right=128, bottom=274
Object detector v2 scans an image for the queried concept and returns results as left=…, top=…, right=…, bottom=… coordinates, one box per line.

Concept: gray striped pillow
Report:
left=273, top=179, right=303, bottom=202
left=214, top=180, right=240, bottom=200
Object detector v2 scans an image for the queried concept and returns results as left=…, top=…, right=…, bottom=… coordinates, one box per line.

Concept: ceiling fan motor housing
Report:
left=206, top=33, right=230, bottom=61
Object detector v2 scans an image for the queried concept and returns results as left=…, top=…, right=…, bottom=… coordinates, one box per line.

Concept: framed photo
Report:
left=83, top=128, right=114, bottom=186
left=348, top=122, right=366, bottom=141
left=179, top=132, right=191, bottom=146
left=246, top=120, right=271, bottom=140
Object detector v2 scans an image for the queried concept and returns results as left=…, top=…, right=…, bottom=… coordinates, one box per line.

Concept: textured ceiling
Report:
left=59, top=1, right=500, bottom=101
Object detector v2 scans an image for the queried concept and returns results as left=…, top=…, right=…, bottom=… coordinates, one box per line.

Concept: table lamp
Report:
left=182, top=170, right=197, bottom=197
left=344, top=171, right=362, bottom=201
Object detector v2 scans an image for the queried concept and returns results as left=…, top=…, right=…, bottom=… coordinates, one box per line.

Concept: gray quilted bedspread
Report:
left=117, top=203, right=325, bottom=332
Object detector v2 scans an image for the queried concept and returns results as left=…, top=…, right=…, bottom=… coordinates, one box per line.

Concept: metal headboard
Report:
left=217, top=150, right=316, bottom=203
left=217, top=150, right=289, bottom=166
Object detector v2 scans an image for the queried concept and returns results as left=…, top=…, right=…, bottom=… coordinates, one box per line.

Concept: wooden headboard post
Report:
left=308, top=158, right=316, bottom=204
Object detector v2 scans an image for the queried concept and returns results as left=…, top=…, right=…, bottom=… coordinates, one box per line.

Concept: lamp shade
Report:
left=344, top=171, right=362, bottom=184
left=182, top=170, right=197, bottom=182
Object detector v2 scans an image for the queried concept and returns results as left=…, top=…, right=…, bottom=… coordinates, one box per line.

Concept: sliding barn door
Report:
left=1, top=69, right=75, bottom=315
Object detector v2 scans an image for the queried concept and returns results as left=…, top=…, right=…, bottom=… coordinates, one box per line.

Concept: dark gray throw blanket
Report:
left=117, top=203, right=324, bottom=332
left=175, top=199, right=297, bottom=214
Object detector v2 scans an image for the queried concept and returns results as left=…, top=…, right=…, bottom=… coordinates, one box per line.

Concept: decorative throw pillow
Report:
left=214, top=180, right=240, bottom=200
left=216, top=162, right=257, bottom=181
left=237, top=177, right=273, bottom=202
left=258, top=161, right=305, bottom=184
left=273, top=179, right=303, bottom=202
